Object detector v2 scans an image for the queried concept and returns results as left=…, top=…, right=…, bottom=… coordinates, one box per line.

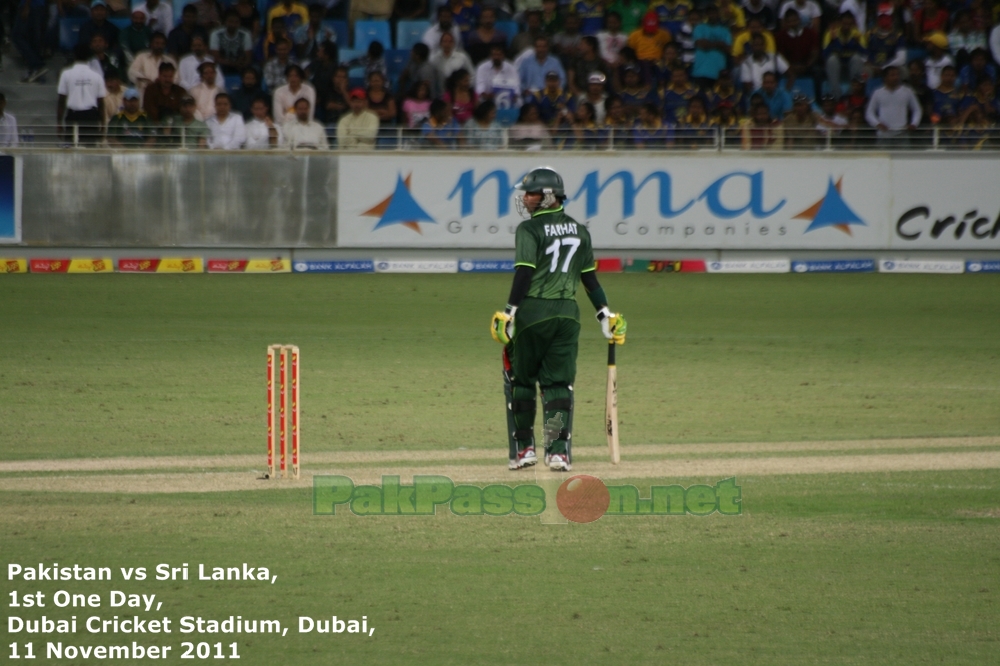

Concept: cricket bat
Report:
left=605, top=341, right=620, bottom=464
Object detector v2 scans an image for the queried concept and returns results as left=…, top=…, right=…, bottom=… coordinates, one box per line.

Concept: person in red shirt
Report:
left=775, top=9, right=820, bottom=95
left=911, top=0, right=949, bottom=45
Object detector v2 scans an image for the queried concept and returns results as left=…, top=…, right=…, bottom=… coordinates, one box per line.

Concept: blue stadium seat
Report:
left=59, top=17, right=87, bottom=51
left=323, top=19, right=349, bottom=47
left=385, top=49, right=410, bottom=92
left=396, top=20, right=430, bottom=50
left=494, top=20, right=519, bottom=44
left=338, top=47, right=366, bottom=87
left=788, top=78, right=815, bottom=102
left=866, top=77, right=882, bottom=96
left=355, top=19, right=391, bottom=50
left=224, top=74, right=242, bottom=91
left=821, top=80, right=847, bottom=98
left=108, top=17, right=131, bottom=30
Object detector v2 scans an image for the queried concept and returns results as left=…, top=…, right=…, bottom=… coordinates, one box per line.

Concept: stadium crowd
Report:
left=6, top=0, right=1000, bottom=147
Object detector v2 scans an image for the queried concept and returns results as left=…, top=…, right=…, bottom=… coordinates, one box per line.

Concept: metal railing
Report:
left=11, top=124, right=1000, bottom=151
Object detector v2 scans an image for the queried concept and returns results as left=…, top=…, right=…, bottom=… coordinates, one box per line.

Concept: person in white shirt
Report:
left=271, top=64, right=316, bottom=125
left=740, top=32, right=789, bottom=91
left=135, top=0, right=174, bottom=35
left=57, top=44, right=108, bottom=145
left=128, top=32, right=178, bottom=97
left=188, top=62, right=227, bottom=121
left=922, top=32, right=953, bottom=90
left=597, top=11, right=628, bottom=65
left=245, top=97, right=282, bottom=148
left=865, top=65, right=921, bottom=143
left=429, top=32, right=473, bottom=83
left=422, top=6, right=462, bottom=54
left=178, top=35, right=215, bottom=91
left=0, top=94, right=18, bottom=147
left=206, top=93, right=246, bottom=149
left=282, top=98, right=328, bottom=149
left=779, top=0, right=821, bottom=31
left=475, top=44, right=522, bottom=113
left=336, top=88, right=379, bottom=149
left=990, top=24, right=1000, bottom=69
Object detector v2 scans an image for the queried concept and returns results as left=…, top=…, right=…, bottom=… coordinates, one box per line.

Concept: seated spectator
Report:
left=962, top=78, right=999, bottom=124
left=865, top=65, right=921, bottom=144
left=923, top=32, right=954, bottom=90
left=448, top=0, right=480, bottom=42
left=421, top=98, right=462, bottom=148
left=952, top=102, right=992, bottom=148
left=677, top=95, right=714, bottom=146
left=675, top=8, right=699, bottom=66
left=168, top=5, right=209, bottom=59
left=647, top=0, right=690, bottom=36
left=692, top=4, right=732, bottom=88
left=211, top=10, right=253, bottom=77
left=530, top=70, right=572, bottom=126
left=615, top=46, right=655, bottom=89
left=717, top=0, right=746, bottom=33
left=782, top=93, right=819, bottom=146
left=907, top=60, right=934, bottom=122
left=160, top=95, right=210, bottom=147
left=189, top=62, right=227, bottom=120
left=824, top=12, right=866, bottom=97
left=443, top=69, right=477, bottom=125
left=597, top=11, right=628, bottom=65
left=540, top=0, right=563, bottom=37
left=234, top=0, right=262, bottom=43
left=272, top=64, right=316, bottom=124
left=402, top=80, right=433, bottom=128
left=570, top=36, right=612, bottom=95
left=562, top=101, right=607, bottom=148
left=282, top=98, right=327, bottom=148
left=511, top=10, right=544, bottom=58
left=839, top=76, right=868, bottom=114
left=399, top=43, right=441, bottom=100
left=778, top=0, right=820, bottom=33
left=959, top=49, right=996, bottom=93
left=576, top=71, right=609, bottom=123
left=393, top=0, right=427, bottom=21
left=337, top=88, right=379, bottom=149
left=89, top=34, right=124, bottom=80
left=603, top=94, right=630, bottom=134
left=266, top=0, right=310, bottom=51
left=572, top=0, right=605, bottom=37
left=776, top=9, right=820, bottom=94
left=293, top=4, right=335, bottom=61
left=620, top=64, right=656, bottom=120
left=509, top=102, right=551, bottom=147
left=345, top=40, right=388, bottom=82
left=135, top=0, right=174, bottom=35
left=741, top=102, right=783, bottom=148
left=632, top=101, right=672, bottom=148
left=866, top=4, right=906, bottom=78
left=205, top=93, right=245, bottom=148
left=553, top=12, right=585, bottom=66
left=948, top=11, right=986, bottom=70
left=931, top=65, right=964, bottom=123
left=464, top=99, right=503, bottom=149
left=705, top=68, right=742, bottom=112
left=128, top=32, right=177, bottom=97
left=991, top=24, right=1000, bottom=72
left=431, top=32, right=474, bottom=83
left=57, top=45, right=108, bottom=145
left=741, top=32, right=788, bottom=94
left=840, top=106, right=871, bottom=147
left=742, top=0, right=775, bottom=31
left=628, top=11, right=672, bottom=64
left=910, top=0, right=948, bottom=45
left=264, top=39, right=298, bottom=90
left=120, top=11, right=153, bottom=66
left=308, top=41, right=338, bottom=100
left=732, top=17, right=776, bottom=68
left=231, top=68, right=269, bottom=119
left=711, top=98, right=739, bottom=135
left=178, top=36, right=214, bottom=90
left=79, top=0, right=121, bottom=54
left=608, top=0, right=644, bottom=35
left=366, top=71, right=397, bottom=126
left=754, top=70, right=792, bottom=119
left=661, top=66, right=698, bottom=122
left=142, top=61, right=186, bottom=121
left=519, top=36, right=567, bottom=93
left=103, top=70, right=125, bottom=124
left=191, top=0, right=223, bottom=31
left=0, top=93, right=17, bottom=147
left=108, top=88, right=156, bottom=147
left=423, top=6, right=463, bottom=53
left=465, top=6, right=507, bottom=65
left=816, top=93, right=847, bottom=137
left=317, top=65, right=349, bottom=125
left=655, top=42, right=686, bottom=88
left=475, top=44, right=523, bottom=115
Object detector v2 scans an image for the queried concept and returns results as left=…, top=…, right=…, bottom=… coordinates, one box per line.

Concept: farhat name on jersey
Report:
left=544, top=223, right=579, bottom=236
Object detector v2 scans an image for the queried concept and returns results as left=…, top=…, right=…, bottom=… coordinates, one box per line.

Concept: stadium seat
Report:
left=495, top=20, right=518, bottom=42
left=355, top=19, right=391, bottom=50
left=385, top=49, right=410, bottom=92
left=396, top=20, right=430, bottom=50
left=338, top=47, right=366, bottom=87
left=59, top=17, right=88, bottom=51
left=224, top=74, right=242, bottom=91
left=323, top=19, right=349, bottom=47
left=108, top=17, right=131, bottom=30
left=821, top=80, right=847, bottom=98
left=788, top=78, right=815, bottom=101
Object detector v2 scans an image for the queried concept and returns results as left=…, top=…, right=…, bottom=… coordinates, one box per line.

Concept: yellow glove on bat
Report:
left=596, top=307, right=627, bottom=345
left=490, top=305, right=517, bottom=344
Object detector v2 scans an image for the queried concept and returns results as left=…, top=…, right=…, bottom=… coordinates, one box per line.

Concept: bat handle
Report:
left=607, top=340, right=616, bottom=365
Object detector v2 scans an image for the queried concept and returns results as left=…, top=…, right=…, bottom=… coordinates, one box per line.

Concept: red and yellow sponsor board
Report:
left=0, top=258, right=28, bottom=273
left=206, top=258, right=291, bottom=273
left=30, top=258, right=114, bottom=273
left=119, top=258, right=204, bottom=273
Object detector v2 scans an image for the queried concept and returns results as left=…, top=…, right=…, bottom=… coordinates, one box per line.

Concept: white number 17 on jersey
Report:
left=544, top=237, right=581, bottom=273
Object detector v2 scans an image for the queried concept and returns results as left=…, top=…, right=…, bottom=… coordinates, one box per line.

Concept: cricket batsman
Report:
left=491, top=166, right=627, bottom=472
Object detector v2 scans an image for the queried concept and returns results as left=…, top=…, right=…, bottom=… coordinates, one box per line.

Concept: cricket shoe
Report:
left=508, top=446, right=537, bottom=470
left=548, top=453, right=572, bottom=472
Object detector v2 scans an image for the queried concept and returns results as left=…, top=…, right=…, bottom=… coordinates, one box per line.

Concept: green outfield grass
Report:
left=2, top=274, right=999, bottom=460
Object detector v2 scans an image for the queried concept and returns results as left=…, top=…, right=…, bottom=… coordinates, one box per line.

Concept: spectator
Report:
left=692, top=4, right=732, bottom=88
left=782, top=92, right=819, bottom=146
left=742, top=0, right=775, bottom=31
left=656, top=42, right=686, bottom=88
left=597, top=11, right=628, bottom=65
left=0, top=93, right=18, bottom=147
left=272, top=64, right=316, bottom=124
left=443, top=68, right=477, bottom=124
left=191, top=0, right=223, bottom=31
left=577, top=71, right=609, bottom=123
left=235, top=0, right=262, bottom=43
left=394, top=0, right=427, bottom=21
left=120, top=11, right=153, bottom=66
left=189, top=62, right=226, bottom=121
left=676, top=8, right=700, bottom=66
left=911, top=0, right=948, bottom=45
left=866, top=4, right=906, bottom=78
left=552, top=12, right=585, bottom=65
left=475, top=44, right=522, bottom=114
left=448, top=0, right=479, bottom=39
left=430, top=32, right=474, bottom=83
left=266, top=0, right=309, bottom=50
left=741, top=32, right=788, bottom=93
left=959, top=49, right=996, bottom=93
left=816, top=93, right=847, bottom=137
left=741, top=102, right=783, bottom=148
left=282, top=98, right=327, bottom=148
left=540, top=0, right=563, bottom=37
left=627, top=11, right=672, bottom=64
left=931, top=65, right=964, bottom=123
left=135, top=0, right=174, bottom=35
left=705, top=67, right=741, bottom=112
left=677, top=95, right=713, bottom=147
left=317, top=65, right=348, bottom=124
left=244, top=96, right=282, bottom=148
left=142, top=61, right=185, bottom=121
left=906, top=60, right=933, bottom=122
left=530, top=70, right=571, bottom=125
left=178, top=35, right=214, bottom=90
left=990, top=24, right=1000, bottom=70
left=632, top=101, right=671, bottom=148
left=923, top=32, right=953, bottom=90
left=865, top=65, right=921, bottom=145
left=156, top=95, right=209, bottom=147
left=465, top=6, right=507, bottom=65
left=168, top=5, right=209, bottom=58
left=840, top=106, right=871, bottom=148
left=948, top=10, right=986, bottom=70
left=464, top=98, right=503, bottom=149
left=755, top=70, right=792, bottom=119
left=88, top=34, right=124, bottom=80
left=519, top=35, right=566, bottom=92
left=263, top=39, right=297, bottom=90
left=206, top=93, right=246, bottom=148
left=103, top=70, right=125, bottom=124
left=508, top=102, right=551, bottom=147
left=570, top=35, right=612, bottom=94
left=402, top=80, right=433, bottom=128
left=607, top=0, right=645, bottom=34
left=778, top=0, right=820, bottom=32
left=421, top=98, right=462, bottom=147
left=308, top=41, right=338, bottom=101
left=711, top=98, right=738, bottom=134
left=571, top=0, right=604, bottom=37
left=108, top=88, right=156, bottom=146
left=647, top=0, right=690, bottom=36
left=13, top=0, right=48, bottom=83
left=953, top=102, right=992, bottom=148
left=732, top=17, right=776, bottom=68
left=565, top=101, right=608, bottom=148
left=423, top=6, right=462, bottom=53
left=129, top=32, right=177, bottom=96
left=349, top=0, right=392, bottom=26
left=211, top=10, right=253, bottom=77
left=603, top=94, right=630, bottom=132
left=717, top=0, right=746, bottom=32
left=293, top=4, right=335, bottom=61
left=399, top=43, right=441, bottom=100
left=962, top=78, right=999, bottom=123
left=620, top=64, right=655, bottom=119
left=57, top=44, right=107, bottom=145
left=615, top=45, right=654, bottom=89
left=79, top=0, right=121, bottom=54
left=839, top=75, right=868, bottom=114
left=231, top=67, right=269, bottom=119
left=510, top=10, right=544, bottom=57
left=337, top=88, right=379, bottom=149
left=366, top=71, right=397, bottom=126
left=343, top=40, right=387, bottom=81
left=661, top=66, right=698, bottom=122
left=824, top=12, right=866, bottom=97
left=775, top=9, right=820, bottom=94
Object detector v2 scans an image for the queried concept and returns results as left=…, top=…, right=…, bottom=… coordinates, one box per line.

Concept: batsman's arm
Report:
left=582, top=270, right=627, bottom=344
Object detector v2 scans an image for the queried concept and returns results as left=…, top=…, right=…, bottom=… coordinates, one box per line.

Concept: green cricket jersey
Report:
left=514, top=207, right=595, bottom=328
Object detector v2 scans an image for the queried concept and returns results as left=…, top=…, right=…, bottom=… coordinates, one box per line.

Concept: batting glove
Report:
left=491, top=305, right=517, bottom=344
left=596, top=307, right=627, bottom=345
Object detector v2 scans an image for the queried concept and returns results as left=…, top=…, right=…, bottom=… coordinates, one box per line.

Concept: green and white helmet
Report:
left=515, top=167, right=565, bottom=217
